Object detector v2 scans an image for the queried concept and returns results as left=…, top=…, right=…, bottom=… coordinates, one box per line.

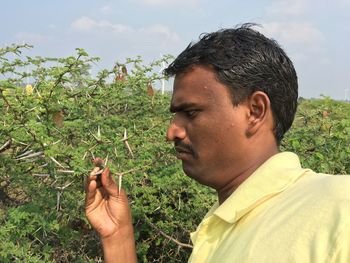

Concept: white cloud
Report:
left=70, top=17, right=180, bottom=44
left=69, top=16, right=181, bottom=55
left=261, top=0, right=330, bottom=66
left=260, top=21, right=324, bottom=46
left=71, top=16, right=132, bottom=33
left=100, top=5, right=113, bottom=15
left=266, top=0, right=308, bottom=17
left=257, top=21, right=327, bottom=66
left=140, top=24, right=181, bottom=43
left=71, top=16, right=95, bottom=31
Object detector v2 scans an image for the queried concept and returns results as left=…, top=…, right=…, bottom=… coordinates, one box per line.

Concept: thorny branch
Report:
left=55, top=181, right=74, bottom=211
left=0, top=139, right=11, bottom=153
left=15, top=151, right=44, bottom=160
left=146, top=220, right=193, bottom=249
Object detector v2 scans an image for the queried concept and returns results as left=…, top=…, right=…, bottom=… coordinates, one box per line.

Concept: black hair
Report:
left=164, top=23, right=298, bottom=143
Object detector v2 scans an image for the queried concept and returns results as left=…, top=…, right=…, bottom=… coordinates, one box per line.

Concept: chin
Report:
left=182, top=164, right=212, bottom=187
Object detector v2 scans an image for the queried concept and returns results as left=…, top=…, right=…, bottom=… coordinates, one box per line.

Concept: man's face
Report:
left=167, top=65, right=250, bottom=190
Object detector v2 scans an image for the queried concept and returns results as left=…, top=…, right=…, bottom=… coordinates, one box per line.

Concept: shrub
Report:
left=0, top=45, right=349, bottom=262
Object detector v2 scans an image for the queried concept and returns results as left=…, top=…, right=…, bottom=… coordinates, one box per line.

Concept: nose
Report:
left=166, top=117, right=186, bottom=142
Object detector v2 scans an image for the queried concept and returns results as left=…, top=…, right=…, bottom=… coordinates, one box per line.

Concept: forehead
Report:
left=171, top=65, right=231, bottom=108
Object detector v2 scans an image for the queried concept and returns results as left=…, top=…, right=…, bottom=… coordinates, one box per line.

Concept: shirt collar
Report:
left=212, top=152, right=310, bottom=224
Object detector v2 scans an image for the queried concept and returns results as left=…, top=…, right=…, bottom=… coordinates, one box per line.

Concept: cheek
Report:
left=189, top=124, right=228, bottom=153
left=188, top=111, right=246, bottom=150
left=209, top=122, right=245, bottom=150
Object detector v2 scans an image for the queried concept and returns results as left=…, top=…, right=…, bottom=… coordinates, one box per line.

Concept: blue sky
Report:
left=1, top=0, right=350, bottom=99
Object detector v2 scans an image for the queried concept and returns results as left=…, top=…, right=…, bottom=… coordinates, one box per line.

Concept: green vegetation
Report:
left=283, top=97, right=350, bottom=174
left=0, top=45, right=349, bottom=262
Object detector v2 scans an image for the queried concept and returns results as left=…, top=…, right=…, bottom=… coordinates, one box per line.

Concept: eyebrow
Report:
left=169, top=102, right=198, bottom=113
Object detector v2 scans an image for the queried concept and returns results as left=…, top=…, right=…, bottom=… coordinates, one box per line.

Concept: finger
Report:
left=85, top=179, right=97, bottom=206
left=85, top=167, right=100, bottom=192
left=101, top=167, right=119, bottom=197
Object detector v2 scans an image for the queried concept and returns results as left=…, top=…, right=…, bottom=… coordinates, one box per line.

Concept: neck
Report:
left=216, top=146, right=279, bottom=204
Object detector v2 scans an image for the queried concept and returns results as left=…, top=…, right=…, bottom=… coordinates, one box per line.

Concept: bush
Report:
left=0, top=45, right=349, bottom=262
left=281, top=97, right=350, bottom=174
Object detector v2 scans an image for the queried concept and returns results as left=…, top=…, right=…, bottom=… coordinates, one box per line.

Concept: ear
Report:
left=245, top=91, right=272, bottom=137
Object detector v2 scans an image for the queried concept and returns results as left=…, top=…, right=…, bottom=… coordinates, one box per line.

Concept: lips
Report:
left=175, top=146, right=191, bottom=153
left=174, top=146, right=193, bottom=160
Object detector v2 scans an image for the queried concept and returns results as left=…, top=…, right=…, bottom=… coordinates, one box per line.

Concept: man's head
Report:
left=165, top=25, right=298, bottom=199
left=164, top=24, right=298, bottom=144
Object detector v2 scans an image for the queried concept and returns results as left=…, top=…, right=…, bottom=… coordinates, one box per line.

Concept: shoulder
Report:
left=277, top=171, right=350, bottom=218
left=296, top=171, right=350, bottom=214
left=309, top=172, right=350, bottom=198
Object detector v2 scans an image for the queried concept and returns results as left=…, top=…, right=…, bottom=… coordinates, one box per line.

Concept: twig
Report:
left=33, top=173, right=50, bottom=177
left=146, top=220, right=193, bottom=249
left=15, top=151, right=44, bottom=160
left=15, top=149, right=33, bottom=158
left=55, top=181, right=74, bottom=191
left=56, top=170, right=75, bottom=174
left=119, top=162, right=155, bottom=176
left=11, top=139, right=30, bottom=146
left=50, top=157, right=67, bottom=168
left=56, top=181, right=74, bottom=211
left=51, top=176, right=59, bottom=187
left=82, top=151, right=88, bottom=160
left=33, top=235, right=44, bottom=246
left=21, top=142, right=32, bottom=153
left=0, top=139, right=11, bottom=152
left=56, top=181, right=73, bottom=212
left=0, top=89, right=11, bottom=109
left=56, top=191, right=61, bottom=211
left=38, top=163, right=48, bottom=168
left=90, top=132, right=101, bottom=142
left=52, top=140, right=61, bottom=145
left=114, top=147, right=118, bottom=158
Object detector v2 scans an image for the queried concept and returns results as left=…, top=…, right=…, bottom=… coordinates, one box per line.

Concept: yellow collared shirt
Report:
left=189, top=152, right=350, bottom=263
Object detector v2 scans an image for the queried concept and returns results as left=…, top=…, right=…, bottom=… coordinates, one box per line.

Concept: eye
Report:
left=185, top=110, right=198, bottom=118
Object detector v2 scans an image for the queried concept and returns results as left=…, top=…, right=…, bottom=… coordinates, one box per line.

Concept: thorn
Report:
left=104, top=154, right=109, bottom=166
left=97, top=125, right=101, bottom=139
left=118, top=173, right=123, bottom=195
left=125, top=140, right=134, bottom=159
left=121, top=129, right=134, bottom=158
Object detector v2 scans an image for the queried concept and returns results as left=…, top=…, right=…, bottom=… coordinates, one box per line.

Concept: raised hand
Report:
left=85, top=158, right=137, bottom=263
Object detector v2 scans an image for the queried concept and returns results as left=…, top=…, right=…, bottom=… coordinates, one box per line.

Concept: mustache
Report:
left=174, top=141, right=197, bottom=158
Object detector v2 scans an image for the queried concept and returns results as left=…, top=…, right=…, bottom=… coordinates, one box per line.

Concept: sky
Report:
left=1, top=0, right=350, bottom=100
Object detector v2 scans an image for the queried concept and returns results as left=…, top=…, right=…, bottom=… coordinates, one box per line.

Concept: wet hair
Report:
left=164, top=23, right=298, bottom=144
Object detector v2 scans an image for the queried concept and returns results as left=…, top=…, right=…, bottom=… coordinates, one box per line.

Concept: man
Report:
left=85, top=24, right=350, bottom=262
